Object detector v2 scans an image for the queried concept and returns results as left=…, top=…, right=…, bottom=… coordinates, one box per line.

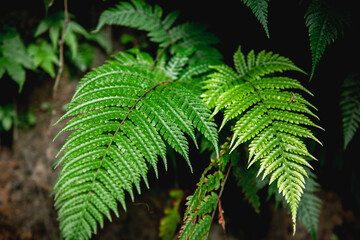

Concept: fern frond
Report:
left=340, top=73, right=360, bottom=149
left=297, top=169, right=322, bottom=240
left=241, top=0, right=270, bottom=38
left=53, top=49, right=218, bottom=240
left=179, top=143, right=230, bottom=240
left=268, top=166, right=322, bottom=239
left=305, top=0, right=349, bottom=79
left=94, top=0, right=177, bottom=46
left=94, top=1, right=222, bottom=65
left=203, top=46, right=322, bottom=233
left=232, top=159, right=266, bottom=213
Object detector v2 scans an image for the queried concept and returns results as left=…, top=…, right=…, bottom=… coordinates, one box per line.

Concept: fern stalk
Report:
left=179, top=142, right=231, bottom=240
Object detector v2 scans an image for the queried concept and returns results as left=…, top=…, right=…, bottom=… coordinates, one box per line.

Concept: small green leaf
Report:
left=2, top=115, right=13, bottom=131
left=2, top=34, right=34, bottom=70
left=28, top=40, right=59, bottom=77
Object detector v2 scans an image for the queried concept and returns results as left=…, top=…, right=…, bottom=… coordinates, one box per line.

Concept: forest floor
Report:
left=1, top=63, right=360, bottom=240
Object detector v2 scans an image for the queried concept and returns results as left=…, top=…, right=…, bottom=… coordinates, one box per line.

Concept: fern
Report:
left=242, top=0, right=349, bottom=80
left=240, top=0, right=270, bottom=38
left=179, top=142, right=231, bottom=240
left=53, top=48, right=219, bottom=239
left=297, top=169, right=321, bottom=239
left=202, top=46, right=322, bottom=233
left=268, top=165, right=321, bottom=239
left=232, top=158, right=266, bottom=214
left=94, top=0, right=222, bottom=65
left=305, top=0, right=349, bottom=79
left=340, top=73, right=360, bottom=149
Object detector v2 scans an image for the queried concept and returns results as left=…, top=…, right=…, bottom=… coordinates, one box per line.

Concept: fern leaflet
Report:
left=94, top=0, right=222, bottom=65
left=340, top=73, right=360, bottom=149
left=179, top=142, right=231, bottom=240
left=202, top=46, right=322, bottom=233
left=305, top=0, right=349, bottom=79
left=53, top=49, right=218, bottom=240
left=268, top=166, right=321, bottom=239
left=241, top=0, right=270, bottom=38
left=297, top=169, right=322, bottom=240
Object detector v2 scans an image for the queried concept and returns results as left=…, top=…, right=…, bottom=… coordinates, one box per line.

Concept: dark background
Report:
left=1, top=0, right=360, bottom=239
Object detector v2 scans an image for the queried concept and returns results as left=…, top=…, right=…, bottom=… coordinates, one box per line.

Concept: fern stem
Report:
left=150, top=42, right=172, bottom=72
left=94, top=80, right=172, bottom=180
left=206, top=165, right=232, bottom=239
left=79, top=80, right=172, bottom=218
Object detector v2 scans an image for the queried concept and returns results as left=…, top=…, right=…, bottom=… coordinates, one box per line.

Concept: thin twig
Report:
left=52, top=0, right=69, bottom=101
left=206, top=165, right=232, bottom=240
left=150, top=42, right=171, bottom=72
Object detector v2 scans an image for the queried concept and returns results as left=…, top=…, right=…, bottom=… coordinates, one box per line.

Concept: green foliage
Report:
left=28, top=39, right=59, bottom=77
left=232, top=156, right=266, bottom=214
left=0, top=27, right=34, bottom=92
left=94, top=0, right=222, bottom=65
left=340, top=73, right=360, bottom=149
left=35, top=12, right=89, bottom=58
left=305, top=0, right=349, bottom=79
left=159, top=189, right=183, bottom=240
left=0, top=104, right=36, bottom=132
left=202, top=46, right=322, bottom=233
left=241, top=0, right=349, bottom=80
left=297, top=170, right=321, bottom=239
left=53, top=47, right=219, bottom=239
left=240, top=0, right=270, bottom=38
left=268, top=166, right=321, bottom=239
left=0, top=104, right=15, bottom=131
left=51, top=1, right=324, bottom=239
left=179, top=143, right=230, bottom=240
left=34, top=12, right=111, bottom=73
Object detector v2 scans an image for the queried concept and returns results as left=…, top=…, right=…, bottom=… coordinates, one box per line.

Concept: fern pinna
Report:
left=202, top=46, right=322, bottom=232
left=340, top=74, right=360, bottom=149
left=179, top=142, right=231, bottom=240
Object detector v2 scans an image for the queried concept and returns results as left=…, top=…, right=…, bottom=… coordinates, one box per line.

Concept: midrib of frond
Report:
left=311, top=14, right=329, bottom=64
left=74, top=80, right=172, bottom=229
left=241, top=78, right=304, bottom=231
left=162, top=82, right=220, bottom=156
left=238, top=78, right=283, bottom=150
left=129, top=8, right=173, bottom=45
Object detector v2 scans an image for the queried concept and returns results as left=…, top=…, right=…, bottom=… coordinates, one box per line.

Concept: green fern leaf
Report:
left=241, top=0, right=270, bottom=38
left=297, top=169, right=322, bottom=240
left=305, top=0, right=349, bottom=79
left=179, top=159, right=227, bottom=240
left=94, top=0, right=177, bottom=46
left=53, top=49, right=218, bottom=240
left=340, top=74, right=360, bottom=149
left=203, top=46, right=322, bottom=234
left=94, top=1, right=222, bottom=65
left=232, top=160, right=266, bottom=214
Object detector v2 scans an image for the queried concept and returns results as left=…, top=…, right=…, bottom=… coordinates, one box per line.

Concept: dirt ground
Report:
left=1, top=64, right=360, bottom=240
